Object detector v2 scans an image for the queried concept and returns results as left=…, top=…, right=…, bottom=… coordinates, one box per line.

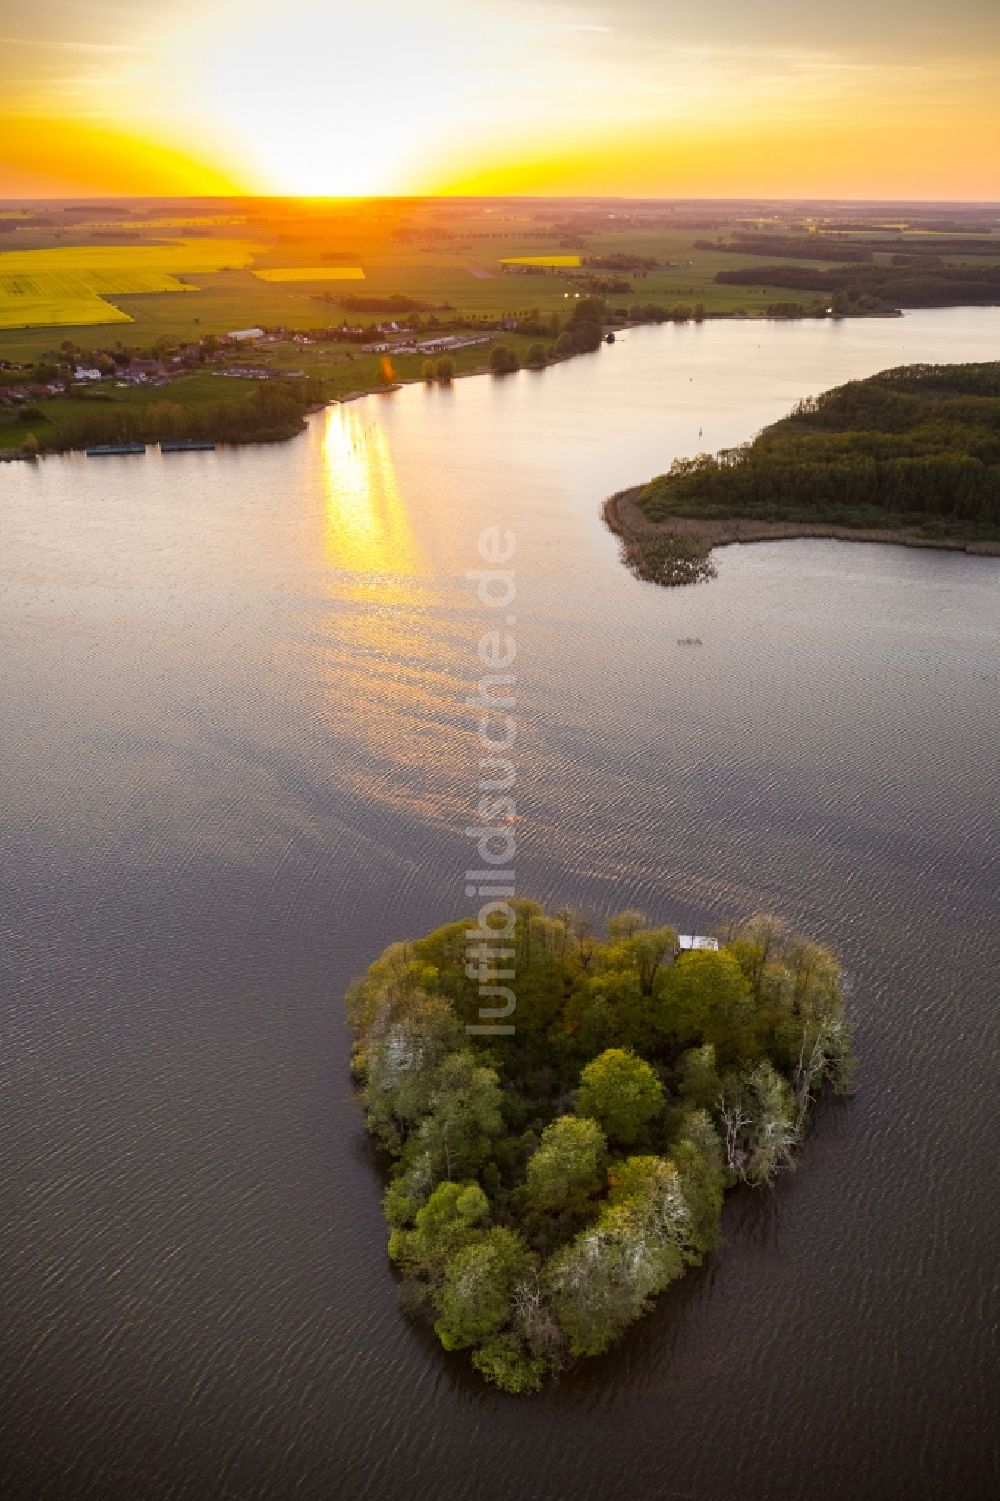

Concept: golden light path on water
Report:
left=320, top=404, right=426, bottom=579
left=315, top=404, right=474, bottom=827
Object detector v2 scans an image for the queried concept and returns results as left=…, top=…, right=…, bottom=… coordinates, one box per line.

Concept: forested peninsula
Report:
left=606, top=361, right=1000, bottom=586
left=346, top=903, right=855, bottom=1393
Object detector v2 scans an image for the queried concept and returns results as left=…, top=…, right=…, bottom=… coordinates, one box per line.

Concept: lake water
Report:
left=2, top=309, right=998, bottom=1501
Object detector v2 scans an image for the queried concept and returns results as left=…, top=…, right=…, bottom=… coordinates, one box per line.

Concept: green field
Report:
left=0, top=204, right=886, bottom=354
left=0, top=331, right=552, bottom=450
left=0, top=370, right=255, bottom=449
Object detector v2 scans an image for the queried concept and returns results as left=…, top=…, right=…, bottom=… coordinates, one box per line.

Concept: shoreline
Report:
left=0, top=360, right=524, bottom=462
left=334, top=359, right=496, bottom=404
left=603, top=485, right=1000, bottom=585
left=0, top=309, right=901, bottom=464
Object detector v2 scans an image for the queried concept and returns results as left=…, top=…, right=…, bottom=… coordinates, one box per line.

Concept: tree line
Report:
left=701, top=233, right=1000, bottom=264
left=636, top=362, right=1000, bottom=535
left=626, top=301, right=706, bottom=324
left=582, top=253, right=660, bottom=272
left=486, top=299, right=613, bottom=376
left=697, top=235, right=875, bottom=262
left=346, top=903, right=855, bottom=1393
left=714, top=261, right=1000, bottom=310
left=34, top=379, right=323, bottom=452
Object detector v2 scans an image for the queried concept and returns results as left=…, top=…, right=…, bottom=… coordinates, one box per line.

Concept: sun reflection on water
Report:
left=313, top=403, right=476, bottom=824
left=320, top=404, right=425, bottom=579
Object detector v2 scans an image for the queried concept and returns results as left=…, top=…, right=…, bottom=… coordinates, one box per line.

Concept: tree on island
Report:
left=576, top=1049, right=664, bottom=1144
left=525, top=1115, right=607, bottom=1212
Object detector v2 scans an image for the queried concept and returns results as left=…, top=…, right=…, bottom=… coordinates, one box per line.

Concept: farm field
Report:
left=1, top=195, right=997, bottom=384
left=0, top=270, right=338, bottom=359
left=0, top=296, right=134, bottom=330
left=0, top=238, right=263, bottom=333
left=253, top=267, right=366, bottom=281
left=0, top=199, right=889, bottom=352
left=500, top=254, right=582, bottom=266
left=85, top=216, right=251, bottom=230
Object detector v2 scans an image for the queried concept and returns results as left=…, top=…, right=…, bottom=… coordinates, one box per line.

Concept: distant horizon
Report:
left=3, top=194, right=1000, bottom=207
left=4, top=1, right=999, bottom=200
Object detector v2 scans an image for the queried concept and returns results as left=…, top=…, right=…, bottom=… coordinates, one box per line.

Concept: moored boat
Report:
left=85, top=443, right=146, bottom=456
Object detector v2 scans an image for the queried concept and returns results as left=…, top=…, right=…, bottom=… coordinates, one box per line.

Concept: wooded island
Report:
left=346, top=904, right=855, bottom=1393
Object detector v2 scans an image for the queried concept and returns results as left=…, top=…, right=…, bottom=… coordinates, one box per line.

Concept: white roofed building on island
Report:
left=677, top=934, right=719, bottom=952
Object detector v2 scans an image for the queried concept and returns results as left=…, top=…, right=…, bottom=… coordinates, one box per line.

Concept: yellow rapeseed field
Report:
left=253, top=267, right=366, bottom=281
left=0, top=297, right=135, bottom=330
left=500, top=255, right=581, bottom=267
left=0, top=239, right=262, bottom=330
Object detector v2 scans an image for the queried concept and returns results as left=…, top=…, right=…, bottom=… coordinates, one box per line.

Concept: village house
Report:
left=677, top=935, right=720, bottom=953
left=114, top=358, right=167, bottom=385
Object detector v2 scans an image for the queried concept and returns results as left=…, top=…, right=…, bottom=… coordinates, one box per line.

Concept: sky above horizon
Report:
left=1, top=0, right=999, bottom=199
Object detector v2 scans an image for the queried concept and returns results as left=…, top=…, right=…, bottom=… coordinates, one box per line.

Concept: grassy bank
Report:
left=0, top=331, right=557, bottom=456
left=1, top=375, right=324, bottom=455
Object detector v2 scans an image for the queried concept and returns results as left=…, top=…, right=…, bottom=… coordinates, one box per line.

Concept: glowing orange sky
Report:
left=2, top=0, right=999, bottom=199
